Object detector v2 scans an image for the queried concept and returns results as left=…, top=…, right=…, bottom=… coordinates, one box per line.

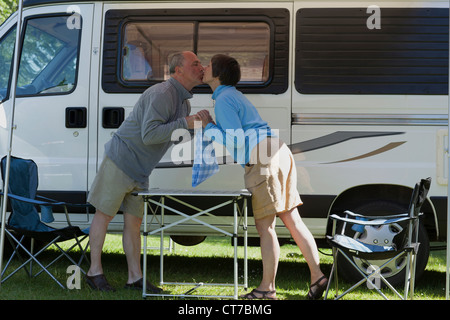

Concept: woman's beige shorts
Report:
left=244, top=137, right=302, bottom=220
left=87, top=156, right=146, bottom=218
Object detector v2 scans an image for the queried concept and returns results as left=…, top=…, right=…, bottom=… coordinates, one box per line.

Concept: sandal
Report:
left=307, top=275, right=328, bottom=300
left=240, top=289, right=278, bottom=300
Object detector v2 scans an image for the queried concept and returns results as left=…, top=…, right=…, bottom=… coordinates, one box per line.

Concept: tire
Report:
left=336, top=200, right=430, bottom=288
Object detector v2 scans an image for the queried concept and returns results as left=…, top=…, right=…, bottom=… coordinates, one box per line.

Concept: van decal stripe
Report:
left=290, top=131, right=404, bottom=154
left=322, top=141, right=406, bottom=164
left=155, top=131, right=404, bottom=168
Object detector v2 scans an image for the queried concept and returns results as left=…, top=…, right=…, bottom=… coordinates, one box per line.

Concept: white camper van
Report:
left=0, top=0, right=448, bottom=285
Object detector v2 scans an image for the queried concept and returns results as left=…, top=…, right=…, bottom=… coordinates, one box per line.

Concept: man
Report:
left=85, top=51, right=204, bottom=292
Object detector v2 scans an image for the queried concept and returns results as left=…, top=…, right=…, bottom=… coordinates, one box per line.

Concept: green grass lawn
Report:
left=0, top=234, right=448, bottom=300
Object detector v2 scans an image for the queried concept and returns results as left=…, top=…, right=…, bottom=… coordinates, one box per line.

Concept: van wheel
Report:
left=170, top=235, right=206, bottom=246
left=336, top=200, right=430, bottom=288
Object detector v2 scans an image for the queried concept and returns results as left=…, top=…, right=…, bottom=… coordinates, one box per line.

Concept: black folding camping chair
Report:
left=324, top=177, right=431, bottom=300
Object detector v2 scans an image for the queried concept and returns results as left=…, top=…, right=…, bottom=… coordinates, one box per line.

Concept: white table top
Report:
left=135, top=188, right=252, bottom=197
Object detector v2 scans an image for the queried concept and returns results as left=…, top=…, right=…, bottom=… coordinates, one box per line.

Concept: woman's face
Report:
left=202, top=60, right=214, bottom=84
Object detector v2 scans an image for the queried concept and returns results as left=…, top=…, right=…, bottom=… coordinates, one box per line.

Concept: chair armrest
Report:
left=343, top=210, right=409, bottom=220
left=2, top=192, right=92, bottom=225
left=329, top=213, right=413, bottom=226
left=6, top=193, right=65, bottom=206
left=35, top=195, right=92, bottom=209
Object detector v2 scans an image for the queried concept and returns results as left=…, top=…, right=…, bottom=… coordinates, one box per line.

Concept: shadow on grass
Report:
left=1, top=247, right=322, bottom=299
left=0, top=243, right=447, bottom=300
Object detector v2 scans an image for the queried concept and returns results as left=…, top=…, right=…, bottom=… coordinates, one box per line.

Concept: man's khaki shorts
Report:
left=244, top=137, right=302, bottom=220
left=87, top=156, right=146, bottom=218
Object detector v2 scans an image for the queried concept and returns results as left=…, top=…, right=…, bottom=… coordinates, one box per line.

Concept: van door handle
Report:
left=65, top=107, right=87, bottom=128
left=102, top=107, right=124, bottom=128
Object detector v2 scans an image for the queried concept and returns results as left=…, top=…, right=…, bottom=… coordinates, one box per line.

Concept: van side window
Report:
left=122, top=22, right=195, bottom=81
left=198, top=22, right=271, bottom=83
left=16, top=15, right=81, bottom=97
left=0, top=26, right=16, bottom=102
left=103, top=8, right=289, bottom=94
left=121, top=21, right=270, bottom=84
left=295, top=8, right=448, bottom=95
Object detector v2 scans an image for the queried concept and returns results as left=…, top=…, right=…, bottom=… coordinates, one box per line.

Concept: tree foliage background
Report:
left=1, top=0, right=18, bottom=24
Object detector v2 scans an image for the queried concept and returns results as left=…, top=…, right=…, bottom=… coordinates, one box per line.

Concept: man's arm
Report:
left=141, top=93, right=189, bottom=145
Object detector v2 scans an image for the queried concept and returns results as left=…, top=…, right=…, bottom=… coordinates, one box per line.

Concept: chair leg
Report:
left=2, top=234, right=65, bottom=288
left=404, top=250, right=417, bottom=300
left=5, top=234, right=35, bottom=278
left=370, top=253, right=406, bottom=300
left=2, top=234, right=27, bottom=280
left=333, top=251, right=339, bottom=297
left=324, top=247, right=340, bottom=300
left=77, top=239, right=90, bottom=269
left=74, top=235, right=90, bottom=270
left=33, top=235, right=90, bottom=278
left=65, top=235, right=90, bottom=273
left=410, top=253, right=417, bottom=299
left=29, top=238, right=34, bottom=276
left=324, top=262, right=334, bottom=300
left=334, top=251, right=390, bottom=300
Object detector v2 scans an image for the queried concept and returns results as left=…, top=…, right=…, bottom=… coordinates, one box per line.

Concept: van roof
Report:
left=24, top=0, right=92, bottom=6
left=23, top=0, right=268, bottom=6
left=23, top=0, right=167, bottom=5
left=26, top=0, right=444, bottom=7
left=23, top=0, right=275, bottom=6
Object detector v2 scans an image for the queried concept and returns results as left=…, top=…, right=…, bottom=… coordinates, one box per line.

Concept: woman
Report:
left=198, top=54, right=328, bottom=300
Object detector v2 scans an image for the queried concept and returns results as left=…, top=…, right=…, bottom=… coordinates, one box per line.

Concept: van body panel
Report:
left=0, top=0, right=448, bottom=243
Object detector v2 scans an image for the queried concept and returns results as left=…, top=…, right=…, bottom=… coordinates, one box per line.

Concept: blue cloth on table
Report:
left=192, top=127, right=219, bottom=187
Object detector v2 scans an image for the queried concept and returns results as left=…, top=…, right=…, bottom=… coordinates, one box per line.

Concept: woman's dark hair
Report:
left=211, top=54, right=241, bottom=86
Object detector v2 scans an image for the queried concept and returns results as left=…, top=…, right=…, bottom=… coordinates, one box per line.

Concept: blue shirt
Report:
left=204, top=85, right=274, bottom=167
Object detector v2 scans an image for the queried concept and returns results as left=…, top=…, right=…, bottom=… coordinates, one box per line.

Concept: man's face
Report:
left=178, top=52, right=204, bottom=88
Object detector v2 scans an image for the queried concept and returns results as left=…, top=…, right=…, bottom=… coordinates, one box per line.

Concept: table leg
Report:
left=244, top=197, right=248, bottom=290
left=142, top=199, right=148, bottom=298
left=160, top=196, right=165, bottom=285
left=233, top=200, right=238, bottom=299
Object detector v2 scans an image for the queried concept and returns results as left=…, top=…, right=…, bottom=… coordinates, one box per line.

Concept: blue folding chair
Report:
left=0, top=156, right=91, bottom=288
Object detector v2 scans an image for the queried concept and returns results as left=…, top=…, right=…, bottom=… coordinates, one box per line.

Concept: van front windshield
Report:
left=0, top=15, right=81, bottom=102
left=0, top=26, right=16, bottom=102
left=16, top=15, right=81, bottom=96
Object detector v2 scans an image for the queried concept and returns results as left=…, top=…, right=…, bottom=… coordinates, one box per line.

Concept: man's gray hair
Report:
left=168, top=52, right=186, bottom=74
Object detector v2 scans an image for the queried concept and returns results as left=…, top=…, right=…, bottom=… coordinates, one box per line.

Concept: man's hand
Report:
left=185, top=114, right=200, bottom=129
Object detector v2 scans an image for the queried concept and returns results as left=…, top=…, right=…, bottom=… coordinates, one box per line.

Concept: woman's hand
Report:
left=196, top=109, right=215, bottom=128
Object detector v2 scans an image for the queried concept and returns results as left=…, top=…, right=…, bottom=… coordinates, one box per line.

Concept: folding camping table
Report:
left=136, top=189, right=251, bottom=299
